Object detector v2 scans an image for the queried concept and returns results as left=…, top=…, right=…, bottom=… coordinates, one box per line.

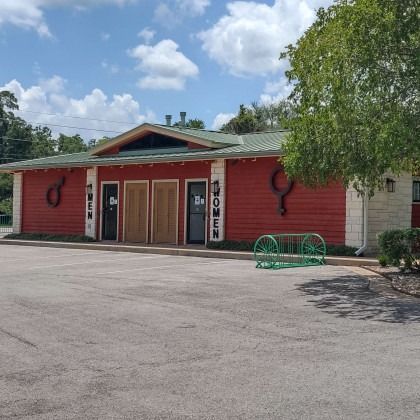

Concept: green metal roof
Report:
left=0, top=127, right=288, bottom=172
left=152, top=124, right=242, bottom=145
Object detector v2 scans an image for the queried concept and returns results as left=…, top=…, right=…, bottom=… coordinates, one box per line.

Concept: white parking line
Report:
left=96, top=260, right=230, bottom=276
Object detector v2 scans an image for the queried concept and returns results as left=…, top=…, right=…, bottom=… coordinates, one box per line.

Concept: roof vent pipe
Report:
left=180, top=111, right=186, bottom=127
left=165, top=115, right=172, bottom=126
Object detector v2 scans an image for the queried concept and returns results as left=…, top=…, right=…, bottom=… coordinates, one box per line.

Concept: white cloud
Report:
left=1, top=76, right=155, bottom=139
left=0, top=0, right=135, bottom=37
left=198, top=0, right=333, bottom=77
left=176, top=0, right=210, bottom=16
left=138, top=27, right=155, bottom=44
left=128, top=39, right=199, bottom=90
left=259, top=76, right=293, bottom=104
left=154, top=0, right=210, bottom=26
left=211, top=112, right=235, bottom=130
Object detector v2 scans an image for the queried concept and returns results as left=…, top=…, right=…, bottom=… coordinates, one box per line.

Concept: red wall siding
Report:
left=412, top=205, right=420, bottom=228
left=97, top=161, right=211, bottom=243
left=225, top=157, right=346, bottom=244
left=22, top=168, right=86, bottom=235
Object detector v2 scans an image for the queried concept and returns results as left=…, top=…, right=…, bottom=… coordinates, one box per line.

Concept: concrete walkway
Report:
left=0, top=238, right=378, bottom=266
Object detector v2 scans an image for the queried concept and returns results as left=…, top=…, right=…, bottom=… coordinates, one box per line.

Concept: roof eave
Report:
left=2, top=150, right=282, bottom=171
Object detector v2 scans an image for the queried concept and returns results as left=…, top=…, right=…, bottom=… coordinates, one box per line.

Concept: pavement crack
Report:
left=0, top=327, right=37, bottom=348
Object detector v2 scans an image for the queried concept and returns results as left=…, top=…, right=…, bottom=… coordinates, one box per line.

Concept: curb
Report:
left=0, top=239, right=378, bottom=266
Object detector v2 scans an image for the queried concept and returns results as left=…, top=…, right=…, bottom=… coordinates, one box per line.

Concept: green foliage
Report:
left=378, top=255, right=389, bottom=267
left=207, top=240, right=357, bottom=256
left=57, top=134, right=87, bottom=154
left=5, top=232, right=96, bottom=242
left=30, top=126, right=56, bottom=158
left=88, top=136, right=111, bottom=149
left=207, top=240, right=255, bottom=251
left=325, top=244, right=358, bottom=256
left=221, top=100, right=294, bottom=134
left=186, top=118, right=205, bottom=129
left=0, top=198, right=12, bottom=215
left=281, top=0, right=420, bottom=196
left=378, top=228, right=420, bottom=271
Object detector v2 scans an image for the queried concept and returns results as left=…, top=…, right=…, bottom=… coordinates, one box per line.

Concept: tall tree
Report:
left=57, top=134, right=87, bottom=154
left=31, top=126, right=56, bottom=158
left=221, top=105, right=265, bottom=134
left=186, top=118, right=205, bottom=129
left=281, top=0, right=419, bottom=195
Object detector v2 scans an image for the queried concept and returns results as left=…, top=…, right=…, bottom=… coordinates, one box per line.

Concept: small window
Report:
left=413, top=181, right=420, bottom=202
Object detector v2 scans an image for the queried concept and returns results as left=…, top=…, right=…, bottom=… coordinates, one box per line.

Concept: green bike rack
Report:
left=254, top=233, right=326, bottom=269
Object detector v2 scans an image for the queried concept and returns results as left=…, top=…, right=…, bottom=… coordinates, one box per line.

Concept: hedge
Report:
left=5, top=233, right=96, bottom=243
left=378, top=228, right=420, bottom=271
left=206, top=240, right=357, bottom=256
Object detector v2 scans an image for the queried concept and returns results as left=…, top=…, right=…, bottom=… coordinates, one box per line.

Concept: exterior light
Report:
left=386, top=178, right=396, bottom=193
left=86, top=184, right=93, bottom=194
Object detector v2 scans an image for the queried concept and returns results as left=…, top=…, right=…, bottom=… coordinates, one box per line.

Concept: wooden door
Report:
left=153, top=181, right=177, bottom=244
left=124, top=183, right=148, bottom=243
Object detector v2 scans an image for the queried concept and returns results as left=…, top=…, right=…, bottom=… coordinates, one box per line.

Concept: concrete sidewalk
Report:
left=0, top=238, right=378, bottom=266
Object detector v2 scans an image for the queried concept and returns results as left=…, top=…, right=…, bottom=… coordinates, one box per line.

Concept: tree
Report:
left=221, top=101, right=294, bottom=134
left=281, top=0, right=419, bottom=195
left=88, top=136, right=111, bottom=149
left=31, top=126, right=56, bottom=158
left=57, top=134, right=87, bottom=154
left=221, top=104, right=265, bottom=134
left=186, top=118, right=205, bottom=129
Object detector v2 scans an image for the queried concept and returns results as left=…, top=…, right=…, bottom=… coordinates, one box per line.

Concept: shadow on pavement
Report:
left=297, top=275, right=420, bottom=324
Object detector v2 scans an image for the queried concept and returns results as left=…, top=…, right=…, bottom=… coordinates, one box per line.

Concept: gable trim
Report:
left=90, top=123, right=226, bottom=156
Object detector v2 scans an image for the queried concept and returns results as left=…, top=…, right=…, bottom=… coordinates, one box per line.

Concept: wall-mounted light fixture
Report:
left=86, top=183, right=93, bottom=194
left=386, top=178, right=396, bottom=193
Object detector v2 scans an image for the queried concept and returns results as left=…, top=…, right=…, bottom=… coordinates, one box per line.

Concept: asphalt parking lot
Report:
left=1, top=245, right=420, bottom=419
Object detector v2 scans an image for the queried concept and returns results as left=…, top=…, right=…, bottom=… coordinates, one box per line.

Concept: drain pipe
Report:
left=355, top=193, right=368, bottom=256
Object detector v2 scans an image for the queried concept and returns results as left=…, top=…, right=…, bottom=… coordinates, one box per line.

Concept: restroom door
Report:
left=124, top=182, right=148, bottom=243
left=153, top=181, right=178, bottom=244
left=187, top=182, right=206, bottom=244
left=102, top=183, right=118, bottom=241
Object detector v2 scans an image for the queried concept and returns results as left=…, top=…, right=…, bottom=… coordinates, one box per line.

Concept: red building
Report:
left=0, top=119, right=417, bottom=252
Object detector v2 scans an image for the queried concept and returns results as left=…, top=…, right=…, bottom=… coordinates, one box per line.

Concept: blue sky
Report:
left=0, top=0, right=332, bottom=139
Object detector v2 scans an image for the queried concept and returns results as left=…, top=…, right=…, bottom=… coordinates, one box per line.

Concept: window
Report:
left=413, top=181, right=420, bottom=203
left=120, top=133, right=186, bottom=152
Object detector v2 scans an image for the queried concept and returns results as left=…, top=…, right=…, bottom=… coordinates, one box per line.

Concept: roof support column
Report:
left=210, top=159, right=225, bottom=242
left=12, top=172, right=23, bottom=234
left=85, top=167, right=98, bottom=239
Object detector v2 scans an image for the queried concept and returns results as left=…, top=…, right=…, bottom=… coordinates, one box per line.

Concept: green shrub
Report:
left=325, top=244, right=358, bottom=256
left=5, top=232, right=96, bottom=243
left=378, top=228, right=420, bottom=271
left=207, top=240, right=357, bottom=256
left=378, top=255, right=388, bottom=267
left=206, top=240, right=255, bottom=251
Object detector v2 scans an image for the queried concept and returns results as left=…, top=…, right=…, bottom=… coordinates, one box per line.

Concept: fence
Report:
left=254, top=233, right=326, bottom=269
left=0, top=215, right=12, bottom=233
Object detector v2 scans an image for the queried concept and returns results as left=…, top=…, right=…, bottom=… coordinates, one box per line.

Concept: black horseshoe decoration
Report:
left=270, top=167, right=293, bottom=215
left=46, top=177, right=65, bottom=208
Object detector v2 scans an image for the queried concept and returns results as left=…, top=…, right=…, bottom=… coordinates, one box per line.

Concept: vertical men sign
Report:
left=85, top=167, right=97, bottom=238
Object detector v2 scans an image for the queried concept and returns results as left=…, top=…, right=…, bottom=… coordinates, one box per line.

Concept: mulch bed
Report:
left=365, top=266, right=420, bottom=298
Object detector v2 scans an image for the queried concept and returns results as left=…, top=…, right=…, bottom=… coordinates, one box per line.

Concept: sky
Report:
left=0, top=0, right=333, bottom=140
